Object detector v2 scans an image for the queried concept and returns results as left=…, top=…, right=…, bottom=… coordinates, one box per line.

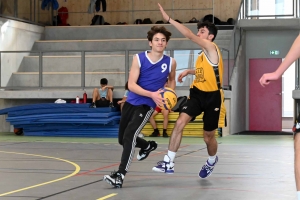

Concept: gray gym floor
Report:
left=0, top=133, right=295, bottom=200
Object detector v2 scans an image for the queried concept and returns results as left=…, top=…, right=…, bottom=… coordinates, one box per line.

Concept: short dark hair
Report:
left=100, top=78, right=108, bottom=85
left=147, top=26, right=172, bottom=42
left=125, top=81, right=129, bottom=90
left=197, top=21, right=218, bottom=42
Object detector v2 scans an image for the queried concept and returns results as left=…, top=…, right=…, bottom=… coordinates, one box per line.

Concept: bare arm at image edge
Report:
left=260, top=34, right=300, bottom=86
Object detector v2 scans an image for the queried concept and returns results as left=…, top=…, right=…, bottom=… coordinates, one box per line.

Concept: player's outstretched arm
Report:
left=158, top=3, right=214, bottom=52
left=177, top=69, right=195, bottom=83
left=260, top=34, right=300, bottom=87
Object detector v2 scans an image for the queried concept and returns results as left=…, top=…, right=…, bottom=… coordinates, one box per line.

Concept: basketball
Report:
left=158, top=87, right=177, bottom=110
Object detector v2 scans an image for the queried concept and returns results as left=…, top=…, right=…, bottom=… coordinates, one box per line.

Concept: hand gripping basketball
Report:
left=157, top=87, right=177, bottom=110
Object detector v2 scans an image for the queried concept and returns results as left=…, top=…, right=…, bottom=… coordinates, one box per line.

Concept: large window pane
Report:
left=247, top=0, right=294, bottom=18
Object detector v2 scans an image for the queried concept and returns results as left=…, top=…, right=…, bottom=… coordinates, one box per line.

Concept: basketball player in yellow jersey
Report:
left=153, top=3, right=226, bottom=178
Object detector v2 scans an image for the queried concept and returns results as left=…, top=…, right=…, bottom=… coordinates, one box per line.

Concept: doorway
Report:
left=249, top=58, right=282, bottom=131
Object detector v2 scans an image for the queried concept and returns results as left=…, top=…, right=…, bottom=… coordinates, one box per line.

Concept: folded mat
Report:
left=0, top=103, right=118, bottom=115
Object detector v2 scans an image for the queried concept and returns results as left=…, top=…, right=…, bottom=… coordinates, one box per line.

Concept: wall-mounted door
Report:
left=249, top=58, right=282, bottom=131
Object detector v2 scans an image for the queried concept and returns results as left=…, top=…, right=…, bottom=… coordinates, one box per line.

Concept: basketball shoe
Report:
left=152, top=155, right=175, bottom=174
left=199, top=156, right=218, bottom=179
left=103, top=171, right=124, bottom=188
left=137, top=141, right=157, bottom=161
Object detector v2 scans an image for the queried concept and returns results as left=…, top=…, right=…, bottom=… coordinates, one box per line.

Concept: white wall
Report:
left=229, top=33, right=247, bottom=134
left=0, top=18, right=44, bottom=86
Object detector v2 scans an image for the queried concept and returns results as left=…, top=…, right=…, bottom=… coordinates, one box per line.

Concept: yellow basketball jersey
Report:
left=191, top=43, right=223, bottom=92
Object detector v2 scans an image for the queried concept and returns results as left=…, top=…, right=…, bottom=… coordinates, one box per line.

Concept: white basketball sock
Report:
left=166, top=150, right=176, bottom=162
left=208, top=155, right=217, bottom=165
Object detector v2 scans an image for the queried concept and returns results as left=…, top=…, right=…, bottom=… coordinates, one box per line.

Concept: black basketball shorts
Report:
left=181, top=87, right=226, bottom=131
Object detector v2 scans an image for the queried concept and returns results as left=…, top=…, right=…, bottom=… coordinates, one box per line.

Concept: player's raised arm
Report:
left=158, top=3, right=215, bottom=53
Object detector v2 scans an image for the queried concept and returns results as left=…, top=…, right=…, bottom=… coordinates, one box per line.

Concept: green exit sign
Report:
left=270, top=50, right=280, bottom=55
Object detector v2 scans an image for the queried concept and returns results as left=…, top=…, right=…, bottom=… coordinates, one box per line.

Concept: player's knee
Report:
left=203, top=130, right=216, bottom=143
left=174, top=118, right=186, bottom=130
left=203, top=136, right=213, bottom=144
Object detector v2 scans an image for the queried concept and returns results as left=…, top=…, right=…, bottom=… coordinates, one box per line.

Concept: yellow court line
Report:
left=0, top=151, right=81, bottom=197
left=97, top=193, right=118, bottom=200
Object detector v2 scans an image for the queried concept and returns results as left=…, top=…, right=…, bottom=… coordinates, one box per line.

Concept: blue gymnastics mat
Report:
left=24, top=131, right=119, bottom=137
left=20, top=123, right=119, bottom=130
left=7, top=107, right=118, bottom=117
left=7, top=112, right=120, bottom=121
left=0, top=103, right=118, bottom=115
left=0, top=103, right=122, bottom=138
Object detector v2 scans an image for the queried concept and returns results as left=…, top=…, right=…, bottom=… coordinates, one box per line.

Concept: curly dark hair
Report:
left=147, top=26, right=172, bottom=42
left=197, top=21, right=218, bottom=42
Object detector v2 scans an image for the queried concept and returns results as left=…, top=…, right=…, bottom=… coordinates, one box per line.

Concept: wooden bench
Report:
left=141, top=112, right=219, bottom=137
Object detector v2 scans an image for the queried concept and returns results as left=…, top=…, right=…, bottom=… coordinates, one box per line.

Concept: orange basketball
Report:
left=158, top=87, right=177, bottom=110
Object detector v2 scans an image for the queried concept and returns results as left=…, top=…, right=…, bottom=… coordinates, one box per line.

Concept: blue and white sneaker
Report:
left=152, top=155, right=175, bottom=174
left=199, top=156, right=218, bottom=179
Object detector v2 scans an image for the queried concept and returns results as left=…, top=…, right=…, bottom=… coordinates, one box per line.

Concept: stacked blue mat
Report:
left=0, top=103, right=121, bottom=137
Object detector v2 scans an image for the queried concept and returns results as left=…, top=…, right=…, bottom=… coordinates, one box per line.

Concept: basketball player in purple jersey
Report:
left=103, top=26, right=177, bottom=188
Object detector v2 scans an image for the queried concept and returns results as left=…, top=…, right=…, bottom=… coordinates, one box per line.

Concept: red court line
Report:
left=76, top=163, right=120, bottom=176
left=76, top=144, right=190, bottom=176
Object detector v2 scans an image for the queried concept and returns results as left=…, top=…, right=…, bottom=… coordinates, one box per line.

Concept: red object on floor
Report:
left=58, top=7, right=69, bottom=26
left=83, top=91, right=87, bottom=103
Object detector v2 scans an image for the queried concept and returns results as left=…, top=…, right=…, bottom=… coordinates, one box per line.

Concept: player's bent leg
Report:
left=199, top=130, right=218, bottom=179
left=152, top=113, right=192, bottom=174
